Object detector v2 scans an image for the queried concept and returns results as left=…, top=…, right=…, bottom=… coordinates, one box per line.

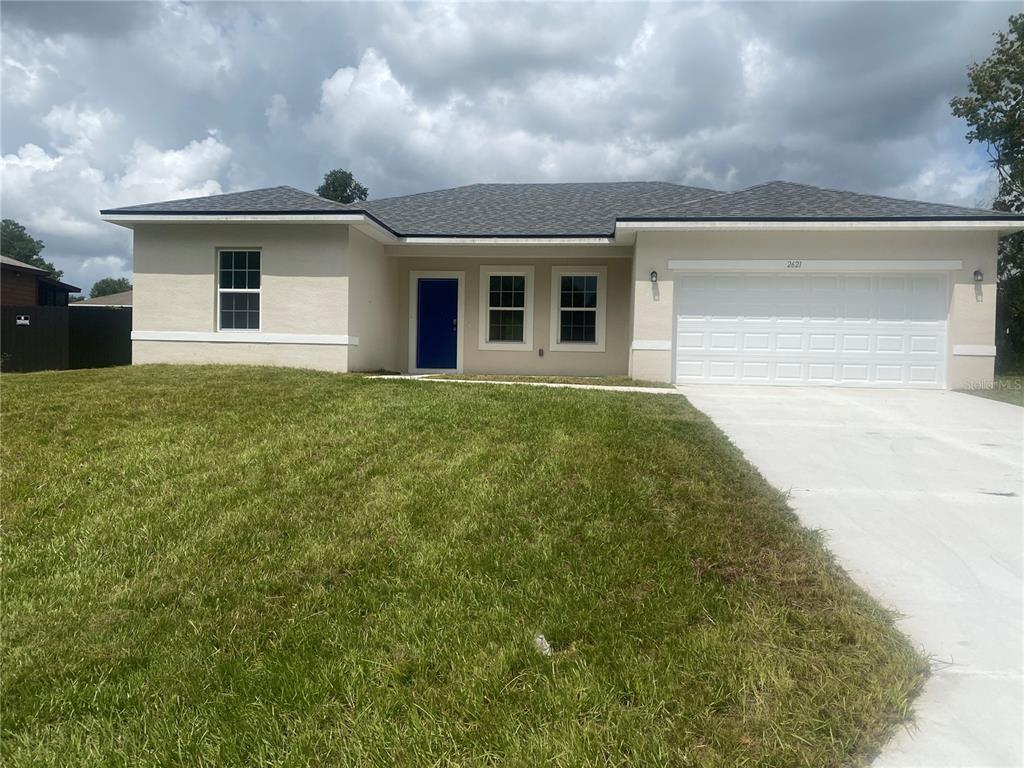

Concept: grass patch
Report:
left=2, top=365, right=925, bottom=766
left=425, top=373, right=675, bottom=388
left=957, top=374, right=1024, bottom=406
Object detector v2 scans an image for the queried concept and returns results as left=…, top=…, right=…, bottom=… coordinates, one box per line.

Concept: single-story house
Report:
left=72, top=290, right=133, bottom=308
left=1, top=254, right=80, bottom=307
left=101, top=181, right=1024, bottom=389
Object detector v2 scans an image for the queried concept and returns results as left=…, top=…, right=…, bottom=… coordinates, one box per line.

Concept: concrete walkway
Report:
left=680, top=385, right=1023, bottom=768
left=367, top=374, right=680, bottom=395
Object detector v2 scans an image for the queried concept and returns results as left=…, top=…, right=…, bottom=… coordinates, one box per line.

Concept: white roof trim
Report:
left=617, top=220, right=1022, bottom=232
left=101, top=212, right=1024, bottom=243
left=102, top=213, right=368, bottom=224
left=401, top=236, right=617, bottom=246
left=102, top=212, right=399, bottom=243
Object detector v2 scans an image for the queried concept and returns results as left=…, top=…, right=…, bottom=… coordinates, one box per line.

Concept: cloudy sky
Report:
left=0, top=1, right=1015, bottom=292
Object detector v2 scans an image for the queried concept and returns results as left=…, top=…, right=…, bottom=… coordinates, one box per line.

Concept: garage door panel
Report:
left=809, top=334, right=837, bottom=351
left=910, top=336, right=939, bottom=353
left=910, top=365, right=941, bottom=384
left=709, top=332, right=737, bottom=350
left=842, top=334, right=870, bottom=352
left=674, top=272, right=947, bottom=388
left=709, top=361, right=737, bottom=378
left=776, top=333, right=803, bottom=351
left=741, top=333, right=770, bottom=351
left=775, top=362, right=803, bottom=381
left=841, top=364, right=870, bottom=382
left=676, top=360, right=704, bottom=379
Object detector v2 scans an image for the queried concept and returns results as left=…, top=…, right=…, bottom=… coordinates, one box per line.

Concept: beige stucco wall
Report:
left=630, top=229, right=999, bottom=388
left=387, top=246, right=632, bottom=376
left=346, top=229, right=399, bottom=372
left=133, top=340, right=349, bottom=371
left=129, top=221, right=1000, bottom=388
left=132, top=222, right=352, bottom=371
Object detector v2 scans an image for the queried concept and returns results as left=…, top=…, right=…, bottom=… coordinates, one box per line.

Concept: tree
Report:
left=1, top=219, right=63, bottom=279
left=951, top=13, right=1024, bottom=369
left=90, top=277, right=132, bottom=298
left=316, top=169, right=369, bottom=204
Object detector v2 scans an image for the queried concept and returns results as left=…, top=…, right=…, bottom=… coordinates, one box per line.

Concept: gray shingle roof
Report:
left=101, top=186, right=351, bottom=214
left=344, top=182, right=719, bottom=236
left=101, top=180, right=1021, bottom=236
left=622, top=181, right=1020, bottom=221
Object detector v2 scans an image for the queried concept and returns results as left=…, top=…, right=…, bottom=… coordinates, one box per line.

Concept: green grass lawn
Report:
left=957, top=374, right=1024, bottom=406
left=2, top=366, right=925, bottom=767
left=424, top=373, right=675, bottom=388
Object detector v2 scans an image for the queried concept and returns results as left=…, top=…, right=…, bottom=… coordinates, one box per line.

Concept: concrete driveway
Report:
left=680, top=385, right=1023, bottom=768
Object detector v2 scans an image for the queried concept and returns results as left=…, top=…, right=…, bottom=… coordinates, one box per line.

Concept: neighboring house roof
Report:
left=1, top=253, right=49, bottom=274
left=0, top=254, right=81, bottom=292
left=73, top=290, right=132, bottom=307
left=101, top=180, right=1024, bottom=237
left=620, top=181, right=1016, bottom=222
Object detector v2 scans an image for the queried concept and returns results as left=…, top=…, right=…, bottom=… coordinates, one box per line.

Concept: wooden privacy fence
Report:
left=0, top=306, right=69, bottom=372
left=70, top=307, right=132, bottom=369
left=0, top=306, right=133, bottom=373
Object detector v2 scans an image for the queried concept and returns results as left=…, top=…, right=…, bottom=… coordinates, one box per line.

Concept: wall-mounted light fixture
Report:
left=650, top=270, right=658, bottom=284
left=974, top=269, right=984, bottom=283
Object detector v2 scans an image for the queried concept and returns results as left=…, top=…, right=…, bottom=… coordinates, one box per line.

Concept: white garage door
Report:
left=674, top=272, right=949, bottom=388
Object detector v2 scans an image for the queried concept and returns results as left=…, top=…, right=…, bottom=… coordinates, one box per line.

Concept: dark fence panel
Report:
left=70, top=307, right=133, bottom=369
left=0, top=306, right=70, bottom=372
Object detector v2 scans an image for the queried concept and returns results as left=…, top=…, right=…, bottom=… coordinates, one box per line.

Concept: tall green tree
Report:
left=951, top=13, right=1024, bottom=369
left=315, top=169, right=369, bottom=204
left=89, top=276, right=132, bottom=299
left=1, top=219, right=63, bottom=279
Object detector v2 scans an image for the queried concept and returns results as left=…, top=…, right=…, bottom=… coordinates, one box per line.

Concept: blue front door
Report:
left=416, top=278, right=459, bottom=369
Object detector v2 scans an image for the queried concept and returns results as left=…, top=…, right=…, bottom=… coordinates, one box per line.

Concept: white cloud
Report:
left=42, top=103, right=121, bottom=155
left=1, top=1, right=1010, bottom=292
left=2, top=55, right=58, bottom=104
left=76, top=254, right=131, bottom=285
left=305, top=46, right=722, bottom=191
left=2, top=132, right=230, bottom=239
left=885, top=150, right=997, bottom=209
left=1, top=104, right=232, bottom=291
left=116, top=135, right=231, bottom=202
left=265, top=93, right=290, bottom=129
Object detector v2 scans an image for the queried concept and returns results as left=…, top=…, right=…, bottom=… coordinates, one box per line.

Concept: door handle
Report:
left=452, top=318, right=457, bottom=330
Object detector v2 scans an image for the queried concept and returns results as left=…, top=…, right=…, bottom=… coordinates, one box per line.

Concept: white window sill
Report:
left=478, top=341, right=534, bottom=352
left=550, top=342, right=605, bottom=353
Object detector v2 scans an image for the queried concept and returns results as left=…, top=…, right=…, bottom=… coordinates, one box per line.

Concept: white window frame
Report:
left=477, top=266, right=534, bottom=351
left=217, top=247, right=262, bottom=332
left=550, top=266, right=607, bottom=352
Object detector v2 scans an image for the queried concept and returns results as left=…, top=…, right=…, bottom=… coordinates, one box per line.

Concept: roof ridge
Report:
left=362, top=182, right=487, bottom=206
left=363, top=180, right=715, bottom=205
left=623, top=179, right=1007, bottom=218
left=766, top=179, right=1000, bottom=215
left=279, top=185, right=355, bottom=209
left=624, top=181, right=773, bottom=217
